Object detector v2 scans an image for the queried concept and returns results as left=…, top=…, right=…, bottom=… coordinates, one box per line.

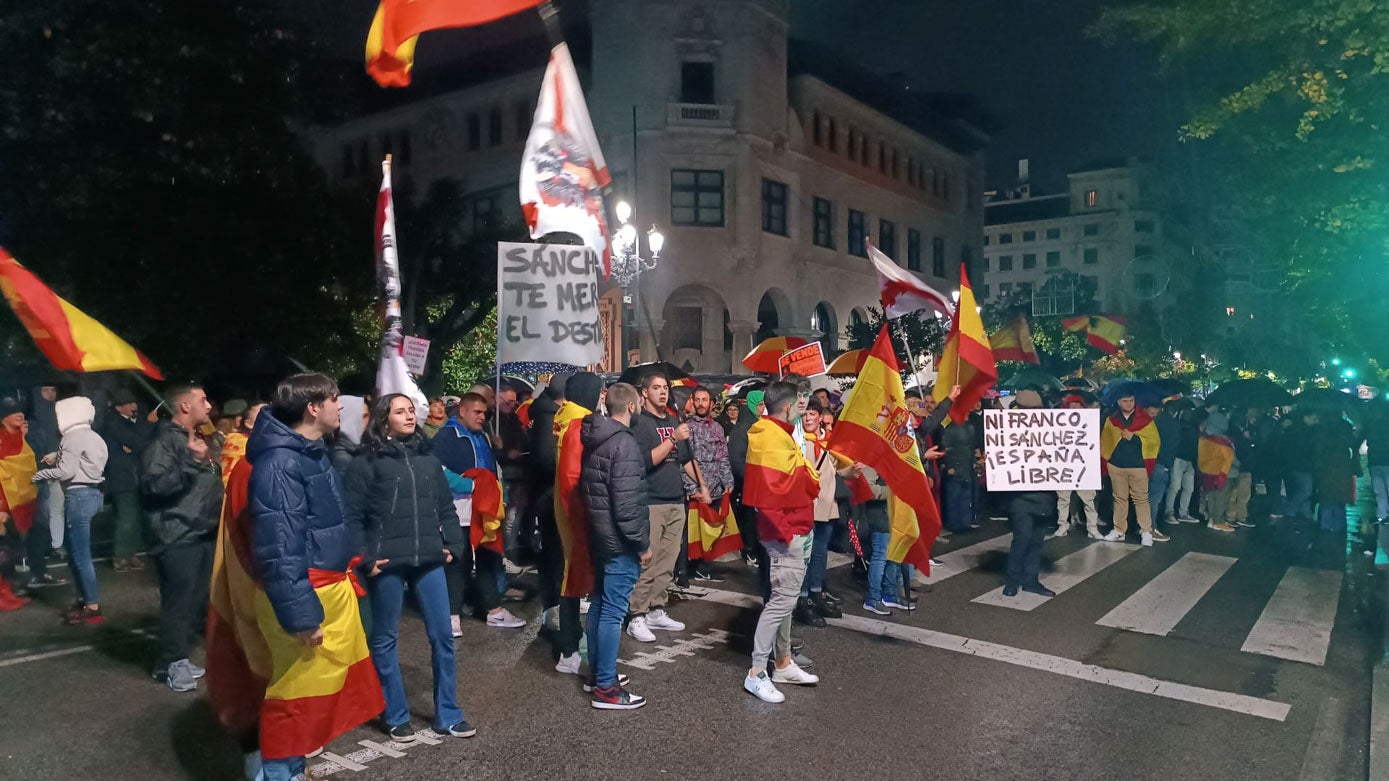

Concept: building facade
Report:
left=308, top=0, right=990, bottom=373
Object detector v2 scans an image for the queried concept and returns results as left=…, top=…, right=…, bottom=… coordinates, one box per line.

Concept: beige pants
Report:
left=629, top=503, right=686, bottom=615
left=1109, top=467, right=1152, bottom=534
left=1057, top=490, right=1100, bottom=530
left=1225, top=468, right=1253, bottom=523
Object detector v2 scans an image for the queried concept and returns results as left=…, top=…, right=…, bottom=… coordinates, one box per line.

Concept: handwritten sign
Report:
left=400, top=336, right=430, bottom=375
left=497, top=242, right=605, bottom=366
left=778, top=343, right=827, bottom=378
left=983, top=408, right=1101, bottom=492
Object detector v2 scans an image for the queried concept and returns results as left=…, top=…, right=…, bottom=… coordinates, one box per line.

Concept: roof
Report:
left=984, top=195, right=1070, bottom=226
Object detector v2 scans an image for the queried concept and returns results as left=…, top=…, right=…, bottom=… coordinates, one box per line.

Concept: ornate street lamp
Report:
left=610, top=200, right=665, bottom=368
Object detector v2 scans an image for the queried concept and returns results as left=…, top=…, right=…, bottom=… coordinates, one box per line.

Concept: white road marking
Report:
left=0, top=645, right=95, bottom=668
left=319, top=752, right=368, bottom=772
left=1241, top=567, right=1343, bottom=666
left=922, top=533, right=1013, bottom=585
left=972, top=541, right=1140, bottom=611
left=619, top=629, right=733, bottom=670
left=358, top=740, right=406, bottom=759
left=1096, top=552, right=1237, bottom=636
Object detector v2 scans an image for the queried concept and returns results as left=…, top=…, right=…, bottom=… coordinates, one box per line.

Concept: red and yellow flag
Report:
left=826, top=326, right=941, bottom=573
left=933, top=263, right=996, bottom=424
left=743, top=419, right=819, bottom=510
left=365, top=0, right=546, bottom=87
left=687, top=493, right=742, bottom=561
left=989, top=313, right=1039, bottom=365
left=0, top=249, right=162, bottom=379
left=553, top=401, right=594, bottom=597
left=1087, top=314, right=1127, bottom=355
left=466, top=468, right=506, bottom=555
left=0, top=427, right=37, bottom=534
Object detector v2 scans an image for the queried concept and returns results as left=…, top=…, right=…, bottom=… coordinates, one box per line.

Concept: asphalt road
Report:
left=0, top=490, right=1380, bottom=781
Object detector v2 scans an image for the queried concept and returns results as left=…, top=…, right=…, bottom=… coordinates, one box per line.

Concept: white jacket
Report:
left=33, top=397, right=108, bottom=488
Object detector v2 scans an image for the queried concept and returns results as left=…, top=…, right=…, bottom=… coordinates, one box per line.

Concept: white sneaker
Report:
left=503, top=558, right=523, bottom=575
left=579, top=597, right=591, bottom=615
left=450, top=615, right=463, bottom=638
left=771, top=662, right=819, bottom=686
left=555, top=653, right=581, bottom=675
left=1140, top=532, right=1153, bottom=547
left=1086, top=527, right=1104, bottom=540
left=486, top=608, right=525, bottom=629
left=1049, top=522, right=1071, bottom=539
left=1102, top=530, right=1125, bottom=542
left=626, top=616, right=656, bottom=642
left=542, top=606, right=560, bottom=632
left=645, top=609, right=685, bottom=632
left=743, top=672, right=785, bottom=703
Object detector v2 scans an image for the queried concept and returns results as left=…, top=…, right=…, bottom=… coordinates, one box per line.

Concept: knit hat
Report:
left=745, top=390, right=765, bottom=419
left=0, top=397, right=21, bottom=420
left=1014, top=389, right=1044, bottom=409
left=566, top=372, right=603, bottom=412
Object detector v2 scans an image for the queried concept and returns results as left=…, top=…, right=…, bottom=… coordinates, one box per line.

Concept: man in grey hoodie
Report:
left=33, top=396, right=108, bottom=624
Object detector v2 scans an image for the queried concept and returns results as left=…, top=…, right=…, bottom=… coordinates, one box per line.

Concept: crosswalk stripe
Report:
left=972, top=541, right=1141, bottom=611
left=921, top=533, right=1013, bottom=585
left=1240, top=567, right=1343, bottom=666
left=1096, top=552, right=1237, bottom=636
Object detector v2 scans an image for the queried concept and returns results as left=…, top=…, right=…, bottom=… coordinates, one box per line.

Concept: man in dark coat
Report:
left=528, top=373, right=568, bottom=630
left=103, top=387, right=153, bottom=572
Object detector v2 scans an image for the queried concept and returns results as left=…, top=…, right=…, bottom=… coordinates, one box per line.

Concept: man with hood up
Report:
left=33, top=396, right=108, bottom=623
left=551, top=372, right=603, bottom=675
left=528, top=373, right=569, bottom=631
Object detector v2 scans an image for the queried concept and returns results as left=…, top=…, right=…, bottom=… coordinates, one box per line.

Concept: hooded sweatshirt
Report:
left=34, top=397, right=108, bottom=488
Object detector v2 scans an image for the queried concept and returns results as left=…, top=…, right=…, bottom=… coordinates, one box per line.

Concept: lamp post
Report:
left=610, top=199, right=664, bottom=370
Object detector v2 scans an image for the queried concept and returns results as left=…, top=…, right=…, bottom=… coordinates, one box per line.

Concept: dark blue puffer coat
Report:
left=247, top=411, right=353, bottom=634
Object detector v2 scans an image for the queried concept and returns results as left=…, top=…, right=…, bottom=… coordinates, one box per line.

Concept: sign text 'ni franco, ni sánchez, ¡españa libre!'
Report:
left=983, top=408, right=1101, bottom=491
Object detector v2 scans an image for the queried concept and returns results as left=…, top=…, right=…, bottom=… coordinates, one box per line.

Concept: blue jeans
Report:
left=1148, top=463, right=1171, bottom=527
left=800, top=520, right=833, bottom=596
left=64, top=487, right=102, bottom=605
left=366, top=565, right=463, bottom=730
left=262, top=756, right=305, bottom=781
left=866, top=530, right=900, bottom=603
left=1371, top=466, right=1389, bottom=521
left=943, top=477, right=974, bottom=532
left=1286, top=472, right=1315, bottom=519
left=1318, top=502, right=1347, bottom=533
left=586, top=554, right=640, bottom=690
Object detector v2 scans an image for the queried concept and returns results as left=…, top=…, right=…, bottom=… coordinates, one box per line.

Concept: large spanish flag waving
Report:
left=553, top=401, right=594, bottom=598
left=687, top=493, right=742, bottom=561
left=826, top=326, right=941, bottom=573
left=0, top=249, right=162, bottom=379
left=466, top=468, right=506, bottom=555
left=932, top=263, right=995, bottom=424
left=989, top=313, right=1039, bottom=364
left=366, top=0, right=546, bottom=87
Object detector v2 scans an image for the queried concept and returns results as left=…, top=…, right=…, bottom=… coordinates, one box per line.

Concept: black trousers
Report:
left=1006, top=506, right=1046, bottom=588
left=155, top=540, right=214, bottom=668
left=534, top=486, right=582, bottom=655
left=444, top=541, right=501, bottom=616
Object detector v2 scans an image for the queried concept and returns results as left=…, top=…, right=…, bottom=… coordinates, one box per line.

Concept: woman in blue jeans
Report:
left=852, top=466, right=907, bottom=615
left=796, top=399, right=850, bottom=624
left=343, top=395, right=472, bottom=742
left=32, top=396, right=108, bottom=625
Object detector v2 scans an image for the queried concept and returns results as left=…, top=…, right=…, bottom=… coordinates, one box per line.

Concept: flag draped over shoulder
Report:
left=826, top=326, right=941, bottom=573
left=553, top=401, right=594, bottom=597
left=520, top=43, right=613, bottom=279
left=1100, top=409, right=1161, bottom=475
left=932, top=263, right=996, bottom=424
left=0, top=428, right=37, bottom=534
left=466, top=468, right=506, bottom=554
left=687, top=493, right=742, bottom=561
left=1197, top=434, right=1235, bottom=490
left=990, top=313, right=1039, bottom=364
left=365, top=0, right=545, bottom=87
left=743, top=419, right=819, bottom=510
left=868, top=240, right=953, bottom=320
left=375, top=159, right=428, bottom=417
left=0, top=248, right=162, bottom=379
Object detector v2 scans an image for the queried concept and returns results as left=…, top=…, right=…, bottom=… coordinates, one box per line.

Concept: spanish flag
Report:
left=743, top=419, right=820, bottom=512
left=366, top=0, right=546, bottom=87
left=0, top=426, right=37, bottom=534
left=989, top=313, right=1039, bottom=365
left=1197, top=434, right=1235, bottom=490
left=932, top=263, right=996, bottom=424
left=466, top=468, right=506, bottom=555
left=0, top=248, right=162, bottom=379
left=553, top=401, right=594, bottom=598
left=1087, top=314, right=1127, bottom=355
left=687, top=494, right=742, bottom=561
left=826, top=326, right=941, bottom=573
left=1100, top=408, right=1161, bottom=476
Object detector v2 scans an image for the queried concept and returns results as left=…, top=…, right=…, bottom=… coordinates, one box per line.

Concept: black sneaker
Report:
left=388, top=722, right=418, bottom=743
left=582, top=673, right=631, bottom=693
left=674, top=574, right=691, bottom=589
left=591, top=685, right=647, bottom=710
left=434, top=721, right=477, bottom=738
left=1021, top=582, right=1057, bottom=598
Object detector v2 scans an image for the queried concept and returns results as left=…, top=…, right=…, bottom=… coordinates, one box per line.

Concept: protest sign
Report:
left=497, top=241, right=605, bottom=366
left=778, top=343, right=826, bottom=378
left=402, top=336, right=430, bottom=375
left=983, top=408, right=1101, bottom=491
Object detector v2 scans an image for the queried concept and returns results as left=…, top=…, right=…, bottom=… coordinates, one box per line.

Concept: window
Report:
left=1022, top=253, right=1037, bottom=269
left=1046, top=250, right=1061, bottom=268
left=1033, top=275, right=1076, bottom=317
left=466, top=113, right=480, bottom=150
left=680, top=61, right=716, bottom=104
left=999, top=233, right=1014, bottom=244
left=812, top=111, right=822, bottom=146
left=999, top=282, right=1013, bottom=296
left=341, top=144, right=355, bottom=178
left=932, top=236, right=946, bottom=276
left=879, top=219, right=896, bottom=259
left=812, top=197, right=834, bottom=248
left=1083, top=223, right=1099, bottom=237
left=672, top=307, right=703, bottom=351
left=1085, top=189, right=1098, bottom=207
left=979, top=284, right=990, bottom=300
left=761, top=179, right=788, bottom=236
left=1083, top=247, right=1099, bottom=264
left=907, top=156, right=916, bottom=186
left=983, top=235, right=990, bottom=246
left=488, top=108, right=503, bottom=146
left=878, top=144, right=888, bottom=175
left=892, top=148, right=900, bottom=179
left=848, top=210, right=866, bottom=257
left=982, top=257, right=990, bottom=272
left=827, top=118, right=838, bottom=153
left=1135, top=219, right=1155, bottom=233
left=999, top=255, right=1014, bottom=271
left=907, top=229, right=922, bottom=272
left=1136, top=244, right=1154, bottom=258
left=472, top=193, right=500, bottom=233
left=1022, top=230, right=1037, bottom=242
left=516, top=100, right=533, bottom=141
left=1046, top=227, right=1061, bottom=240
left=671, top=169, right=724, bottom=226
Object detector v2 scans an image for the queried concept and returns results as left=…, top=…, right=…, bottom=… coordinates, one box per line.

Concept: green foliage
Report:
left=441, top=308, right=499, bottom=393
left=844, top=306, right=948, bottom=374
left=979, top=270, right=1098, bottom=371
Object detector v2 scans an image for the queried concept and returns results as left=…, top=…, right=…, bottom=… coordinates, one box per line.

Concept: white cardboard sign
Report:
left=402, top=336, right=430, bottom=376
left=496, top=241, right=605, bottom=366
left=983, top=408, right=1102, bottom=492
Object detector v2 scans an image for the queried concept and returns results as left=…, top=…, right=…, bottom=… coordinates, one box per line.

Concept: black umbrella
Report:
left=1001, top=367, right=1064, bottom=392
left=1063, top=377, right=1098, bottom=391
left=1150, top=378, right=1191, bottom=398
left=1205, top=378, right=1294, bottom=411
left=1293, top=387, right=1360, bottom=414
left=617, top=361, right=693, bottom=388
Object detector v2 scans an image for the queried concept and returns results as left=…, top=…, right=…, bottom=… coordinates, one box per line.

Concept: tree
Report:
left=1091, top=0, right=1389, bottom=364
left=844, top=307, right=949, bottom=379
left=980, top=270, right=1098, bottom=373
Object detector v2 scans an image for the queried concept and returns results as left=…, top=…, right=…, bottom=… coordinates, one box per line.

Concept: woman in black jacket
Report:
left=343, top=394, right=473, bottom=742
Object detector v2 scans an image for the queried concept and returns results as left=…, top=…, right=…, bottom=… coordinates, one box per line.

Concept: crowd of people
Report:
left=0, top=368, right=1379, bottom=781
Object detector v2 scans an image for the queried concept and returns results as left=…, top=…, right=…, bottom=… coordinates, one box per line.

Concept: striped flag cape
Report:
left=552, top=401, right=595, bottom=597
left=686, top=493, right=742, bottom=561
left=743, top=419, right=819, bottom=512
left=466, top=468, right=506, bottom=555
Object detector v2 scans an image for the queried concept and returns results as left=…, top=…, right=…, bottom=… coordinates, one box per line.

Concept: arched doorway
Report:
left=811, top=302, right=837, bottom=357
left=755, top=288, right=793, bottom=344
left=661, top=284, right=732, bottom=373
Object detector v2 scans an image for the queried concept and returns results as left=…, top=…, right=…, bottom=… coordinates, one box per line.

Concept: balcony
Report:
left=666, top=102, right=735, bottom=130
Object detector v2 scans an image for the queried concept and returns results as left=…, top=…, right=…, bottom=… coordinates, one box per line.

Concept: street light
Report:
left=610, top=199, right=666, bottom=370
